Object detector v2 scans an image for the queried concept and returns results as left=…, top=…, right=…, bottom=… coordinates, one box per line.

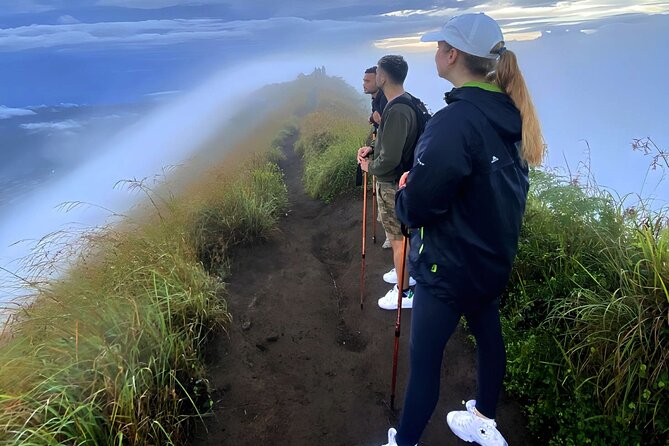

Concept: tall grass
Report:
left=296, top=108, right=369, bottom=202
left=0, top=70, right=362, bottom=444
left=0, top=124, right=289, bottom=443
left=0, top=208, right=230, bottom=445
left=503, top=169, right=669, bottom=445
left=192, top=157, right=287, bottom=276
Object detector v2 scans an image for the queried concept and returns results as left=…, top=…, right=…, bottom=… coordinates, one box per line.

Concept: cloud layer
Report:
left=0, top=18, right=254, bottom=51
left=20, top=120, right=82, bottom=132
left=0, top=106, right=37, bottom=119
left=1, top=0, right=667, bottom=53
left=375, top=0, right=669, bottom=48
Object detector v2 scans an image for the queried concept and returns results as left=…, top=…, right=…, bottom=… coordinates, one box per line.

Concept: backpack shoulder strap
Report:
left=388, top=94, right=414, bottom=110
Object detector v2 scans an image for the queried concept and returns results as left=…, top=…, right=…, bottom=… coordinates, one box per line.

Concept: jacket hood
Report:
left=445, top=85, right=521, bottom=141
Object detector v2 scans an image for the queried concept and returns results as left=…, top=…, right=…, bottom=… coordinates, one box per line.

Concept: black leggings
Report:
left=395, top=284, right=506, bottom=446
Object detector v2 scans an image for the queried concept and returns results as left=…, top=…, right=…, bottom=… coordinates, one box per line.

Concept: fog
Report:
left=1, top=16, right=668, bottom=312
left=0, top=57, right=329, bottom=309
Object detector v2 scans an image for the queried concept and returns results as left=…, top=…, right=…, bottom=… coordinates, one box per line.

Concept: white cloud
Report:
left=0, top=16, right=392, bottom=53
left=0, top=106, right=36, bottom=119
left=1, top=0, right=54, bottom=14
left=374, top=26, right=542, bottom=52
left=0, top=17, right=305, bottom=52
left=58, top=15, right=81, bottom=25
left=20, top=120, right=82, bottom=132
left=95, top=0, right=221, bottom=7
left=381, top=9, right=439, bottom=18
left=145, top=90, right=182, bottom=97
left=374, top=34, right=434, bottom=52
left=27, top=103, right=81, bottom=110
left=383, top=0, right=669, bottom=23
left=376, top=0, right=669, bottom=50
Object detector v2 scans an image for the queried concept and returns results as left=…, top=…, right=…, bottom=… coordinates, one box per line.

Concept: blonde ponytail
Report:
left=494, top=48, right=545, bottom=166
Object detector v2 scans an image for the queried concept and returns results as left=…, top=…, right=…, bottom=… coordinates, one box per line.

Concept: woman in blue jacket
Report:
left=379, top=13, right=545, bottom=446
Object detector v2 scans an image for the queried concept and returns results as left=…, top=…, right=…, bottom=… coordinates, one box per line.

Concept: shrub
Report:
left=503, top=170, right=668, bottom=445
left=296, top=111, right=368, bottom=201
left=193, top=158, right=287, bottom=275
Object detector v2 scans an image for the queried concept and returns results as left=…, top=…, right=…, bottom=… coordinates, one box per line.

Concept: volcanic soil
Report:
left=194, top=138, right=537, bottom=446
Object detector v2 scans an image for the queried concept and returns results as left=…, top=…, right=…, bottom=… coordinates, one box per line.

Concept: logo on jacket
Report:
left=417, top=157, right=425, bottom=166
left=491, top=156, right=499, bottom=164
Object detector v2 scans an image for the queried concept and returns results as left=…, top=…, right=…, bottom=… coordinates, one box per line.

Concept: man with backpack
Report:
left=358, top=55, right=431, bottom=310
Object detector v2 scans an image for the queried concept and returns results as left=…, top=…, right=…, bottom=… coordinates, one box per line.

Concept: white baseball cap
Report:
left=421, top=13, right=504, bottom=60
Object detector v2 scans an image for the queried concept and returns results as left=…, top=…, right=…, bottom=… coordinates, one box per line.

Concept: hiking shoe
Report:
left=378, top=285, right=414, bottom=310
left=446, top=400, right=508, bottom=446
left=382, top=238, right=392, bottom=249
left=379, top=427, right=417, bottom=446
left=383, top=268, right=417, bottom=286
left=381, top=428, right=399, bottom=446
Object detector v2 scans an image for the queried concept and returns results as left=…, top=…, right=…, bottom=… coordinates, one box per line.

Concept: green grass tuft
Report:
left=503, top=169, right=668, bottom=445
left=0, top=137, right=289, bottom=446
left=296, top=110, right=369, bottom=202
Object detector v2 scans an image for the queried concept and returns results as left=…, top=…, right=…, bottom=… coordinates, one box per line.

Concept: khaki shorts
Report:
left=376, top=180, right=403, bottom=240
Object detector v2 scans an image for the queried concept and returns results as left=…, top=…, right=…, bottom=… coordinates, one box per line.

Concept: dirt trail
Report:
left=194, top=140, right=537, bottom=446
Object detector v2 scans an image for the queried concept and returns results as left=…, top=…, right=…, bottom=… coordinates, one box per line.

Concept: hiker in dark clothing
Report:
left=372, top=88, right=388, bottom=128
left=361, top=66, right=392, bottom=247
left=377, top=13, right=545, bottom=446
left=365, top=66, right=388, bottom=130
left=358, top=55, right=419, bottom=311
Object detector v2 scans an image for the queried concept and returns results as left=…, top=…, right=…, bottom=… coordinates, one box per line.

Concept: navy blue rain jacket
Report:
left=395, top=85, right=529, bottom=312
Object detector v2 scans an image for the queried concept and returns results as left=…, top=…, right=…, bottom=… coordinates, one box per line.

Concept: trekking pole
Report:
left=360, top=171, right=368, bottom=310
left=370, top=132, right=377, bottom=244
left=371, top=176, right=377, bottom=244
left=390, top=230, right=409, bottom=410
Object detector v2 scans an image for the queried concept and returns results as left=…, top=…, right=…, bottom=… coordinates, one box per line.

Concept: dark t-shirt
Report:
left=370, top=90, right=388, bottom=129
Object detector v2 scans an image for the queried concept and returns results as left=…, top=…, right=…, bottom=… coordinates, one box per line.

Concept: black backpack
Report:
left=383, top=93, right=432, bottom=181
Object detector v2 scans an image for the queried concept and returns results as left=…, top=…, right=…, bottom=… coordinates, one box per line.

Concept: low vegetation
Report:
left=0, top=70, right=339, bottom=444
left=295, top=83, right=668, bottom=445
left=294, top=73, right=370, bottom=202
left=3, top=71, right=665, bottom=445
left=296, top=110, right=368, bottom=202
left=0, top=152, right=288, bottom=444
left=504, top=169, right=668, bottom=445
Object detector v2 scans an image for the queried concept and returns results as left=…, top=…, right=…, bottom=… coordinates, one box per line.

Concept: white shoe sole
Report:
left=383, top=274, right=417, bottom=286
left=377, top=297, right=413, bottom=311
left=446, top=412, right=475, bottom=442
left=446, top=408, right=508, bottom=446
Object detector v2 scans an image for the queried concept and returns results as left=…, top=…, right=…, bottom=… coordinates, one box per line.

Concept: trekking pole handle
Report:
left=400, top=224, right=411, bottom=238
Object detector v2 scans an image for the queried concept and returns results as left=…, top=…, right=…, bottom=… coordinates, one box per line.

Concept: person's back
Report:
left=381, top=13, right=545, bottom=446
left=357, top=55, right=419, bottom=310
left=372, top=92, right=417, bottom=183
left=398, top=84, right=528, bottom=310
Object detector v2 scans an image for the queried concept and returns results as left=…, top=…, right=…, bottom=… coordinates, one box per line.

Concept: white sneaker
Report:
left=380, top=428, right=417, bottom=446
left=381, top=428, right=398, bottom=446
left=382, top=238, right=392, bottom=249
left=446, top=400, right=508, bottom=446
left=383, top=268, right=416, bottom=286
left=378, top=285, right=414, bottom=310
